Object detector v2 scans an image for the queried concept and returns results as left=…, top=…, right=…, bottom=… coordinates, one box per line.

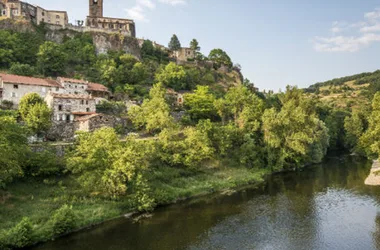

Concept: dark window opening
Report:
left=13, top=84, right=18, bottom=89
left=58, top=105, right=62, bottom=111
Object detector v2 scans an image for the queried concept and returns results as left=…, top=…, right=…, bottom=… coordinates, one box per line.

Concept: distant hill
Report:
left=305, top=70, right=380, bottom=108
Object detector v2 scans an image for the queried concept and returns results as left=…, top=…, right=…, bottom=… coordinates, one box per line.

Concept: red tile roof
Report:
left=0, top=73, right=62, bottom=88
left=87, top=83, right=109, bottom=92
left=57, top=77, right=109, bottom=92
left=72, top=112, right=97, bottom=116
left=49, top=93, right=95, bottom=100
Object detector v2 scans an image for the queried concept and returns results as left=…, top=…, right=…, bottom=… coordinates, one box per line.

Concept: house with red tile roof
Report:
left=0, top=73, right=63, bottom=107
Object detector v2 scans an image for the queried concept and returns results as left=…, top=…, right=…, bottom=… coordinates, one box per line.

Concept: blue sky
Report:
left=25, top=0, right=380, bottom=91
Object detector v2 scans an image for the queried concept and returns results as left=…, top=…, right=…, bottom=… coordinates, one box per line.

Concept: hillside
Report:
left=305, top=70, right=380, bottom=108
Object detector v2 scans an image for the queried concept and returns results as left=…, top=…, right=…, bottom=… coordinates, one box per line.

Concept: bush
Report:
left=24, top=147, right=64, bottom=177
left=9, top=63, right=37, bottom=76
left=3, top=217, right=33, bottom=248
left=49, top=205, right=77, bottom=237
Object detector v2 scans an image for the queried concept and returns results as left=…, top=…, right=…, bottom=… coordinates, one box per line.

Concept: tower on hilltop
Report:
left=89, top=0, right=103, bottom=17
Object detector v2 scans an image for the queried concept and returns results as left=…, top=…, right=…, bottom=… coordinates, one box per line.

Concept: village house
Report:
left=171, top=47, right=196, bottom=62
left=44, top=92, right=96, bottom=123
left=0, top=74, right=110, bottom=108
left=76, top=113, right=117, bottom=132
left=0, top=0, right=68, bottom=27
left=57, top=77, right=110, bottom=104
left=0, top=73, right=63, bottom=107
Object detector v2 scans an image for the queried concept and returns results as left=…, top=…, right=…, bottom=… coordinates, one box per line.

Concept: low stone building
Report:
left=171, top=47, right=195, bottom=62
left=76, top=113, right=117, bottom=132
left=0, top=73, right=63, bottom=107
left=45, top=92, right=96, bottom=123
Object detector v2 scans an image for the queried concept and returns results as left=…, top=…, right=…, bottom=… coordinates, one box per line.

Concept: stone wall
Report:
left=46, top=122, right=76, bottom=141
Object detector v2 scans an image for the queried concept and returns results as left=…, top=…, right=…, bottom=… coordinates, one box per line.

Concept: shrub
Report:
left=3, top=217, right=33, bottom=248
left=9, top=63, right=37, bottom=76
left=49, top=205, right=77, bottom=237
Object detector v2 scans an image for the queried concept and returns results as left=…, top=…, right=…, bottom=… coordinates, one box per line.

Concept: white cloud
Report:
left=138, top=0, right=156, bottom=10
left=126, top=5, right=149, bottom=22
left=158, top=0, right=186, bottom=5
left=126, top=0, right=186, bottom=22
left=314, top=7, right=380, bottom=52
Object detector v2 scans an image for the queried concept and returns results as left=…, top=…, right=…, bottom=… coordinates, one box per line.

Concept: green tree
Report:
left=359, top=93, right=380, bottom=159
left=344, top=110, right=367, bottom=152
left=0, top=116, right=29, bottom=188
left=208, top=49, right=233, bottom=69
left=128, top=83, right=174, bottom=133
left=141, top=40, right=155, bottom=59
left=168, top=34, right=181, bottom=51
left=262, top=86, right=329, bottom=170
left=190, top=39, right=200, bottom=52
left=66, top=128, right=152, bottom=197
left=155, top=62, right=186, bottom=90
left=37, top=41, right=67, bottom=76
left=184, top=86, right=217, bottom=122
left=18, top=93, right=51, bottom=134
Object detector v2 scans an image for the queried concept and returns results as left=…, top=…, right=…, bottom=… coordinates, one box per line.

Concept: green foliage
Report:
left=37, top=41, right=67, bottom=76
left=359, top=93, right=380, bottom=159
left=0, top=116, right=29, bottom=188
left=66, top=128, right=153, bottom=198
left=18, top=93, right=51, bottom=134
left=2, top=217, right=33, bottom=248
left=190, top=39, right=200, bottom=52
left=158, top=122, right=215, bottom=169
left=133, top=174, right=156, bottom=212
left=262, top=86, right=329, bottom=170
left=9, top=63, right=37, bottom=76
left=208, top=48, right=233, bottom=69
left=168, top=34, right=181, bottom=51
left=155, top=62, right=187, bottom=90
left=344, top=109, right=368, bottom=152
left=141, top=40, right=169, bottom=63
left=49, top=205, right=77, bottom=237
left=184, top=86, right=217, bottom=122
left=24, top=146, right=64, bottom=177
left=96, top=100, right=127, bottom=116
left=128, top=83, right=174, bottom=133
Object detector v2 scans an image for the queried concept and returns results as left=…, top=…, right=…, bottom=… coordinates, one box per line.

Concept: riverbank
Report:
left=0, top=165, right=268, bottom=249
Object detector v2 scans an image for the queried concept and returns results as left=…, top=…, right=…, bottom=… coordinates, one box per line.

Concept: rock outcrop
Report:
left=365, top=160, right=380, bottom=186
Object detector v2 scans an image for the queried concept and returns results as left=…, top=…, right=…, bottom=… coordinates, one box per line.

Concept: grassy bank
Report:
left=0, top=164, right=267, bottom=248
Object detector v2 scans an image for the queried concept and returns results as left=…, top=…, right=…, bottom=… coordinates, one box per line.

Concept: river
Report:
left=30, top=156, right=380, bottom=250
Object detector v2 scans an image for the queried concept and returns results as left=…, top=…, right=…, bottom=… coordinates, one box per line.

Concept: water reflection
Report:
left=30, top=156, right=380, bottom=250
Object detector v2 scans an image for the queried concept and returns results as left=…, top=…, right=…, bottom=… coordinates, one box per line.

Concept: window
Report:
left=58, top=105, right=62, bottom=111
left=81, top=100, right=84, bottom=105
left=56, top=21, right=60, bottom=25
left=86, top=100, right=88, bottom=105
left=56, top=87, right=59, bottom=91
left=11, top=92, right=16, bottom=98
left=42, top=87, right=46, bottom=93
left=2, top=10, right=6, bottom=16
left=12, top=9, right=18, bottom=15
left=42, top=11, right=45, bottom=16
left=75, top=85, right=77, bottom=88
left=41, top=18, right=44, bottom=22
left=13, top=84, right=18, bottom=89
left=56, top=15, right=60, bottom=19
left=86, top=108, right=90, bottom=112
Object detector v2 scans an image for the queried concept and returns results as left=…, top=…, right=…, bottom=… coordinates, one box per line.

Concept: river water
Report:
left=31, top=156, right=380, bottom=250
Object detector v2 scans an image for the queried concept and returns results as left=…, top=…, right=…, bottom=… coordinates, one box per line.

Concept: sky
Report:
left=24, top=0, right=380, bottom=91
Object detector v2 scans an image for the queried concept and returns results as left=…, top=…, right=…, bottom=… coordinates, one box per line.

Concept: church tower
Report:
left=89, top=0, right=103, bottom=17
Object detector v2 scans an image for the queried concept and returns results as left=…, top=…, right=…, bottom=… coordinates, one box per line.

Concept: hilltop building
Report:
left=0, top=0, right=68, bottom=27
left=86, top=0, right=136, bottom=37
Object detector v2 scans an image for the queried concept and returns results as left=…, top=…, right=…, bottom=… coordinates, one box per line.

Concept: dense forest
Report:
left=1, top=25, right=380, bottom=249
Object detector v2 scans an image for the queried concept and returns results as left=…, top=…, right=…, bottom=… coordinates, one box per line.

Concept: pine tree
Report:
left=168, top=34, right=181, bottom=51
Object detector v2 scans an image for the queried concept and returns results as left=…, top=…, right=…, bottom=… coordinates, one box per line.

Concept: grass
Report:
left=0, top=164, right=267, bottom=247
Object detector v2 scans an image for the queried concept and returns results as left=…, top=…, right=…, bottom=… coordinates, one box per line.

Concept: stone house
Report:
left=0, top=0, right=67, bottom=27
left=0, top=73, right=63, bottom=108
left=171, top=47, right=195, bottom=62
left=44, top=92, right=96, bottom=123
left=36, top=6, right=68, bottom=27
left=57, top=77, right=110, bottom=104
